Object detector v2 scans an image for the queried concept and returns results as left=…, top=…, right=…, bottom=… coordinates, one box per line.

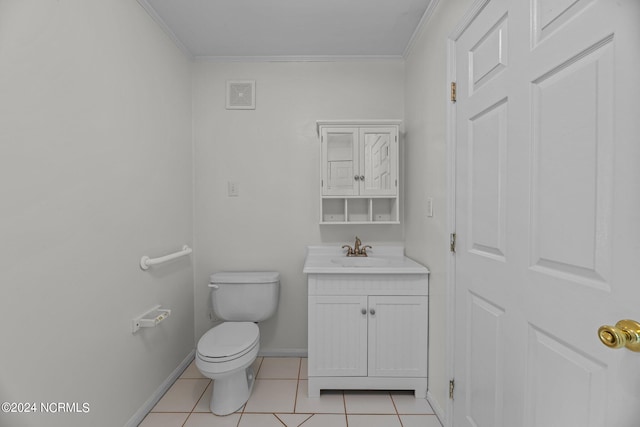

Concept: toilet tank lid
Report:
left=210, top=271, right=280, bottom=284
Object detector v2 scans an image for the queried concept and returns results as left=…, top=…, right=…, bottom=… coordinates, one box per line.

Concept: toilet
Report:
left=195, top=271, right=280, bottom=416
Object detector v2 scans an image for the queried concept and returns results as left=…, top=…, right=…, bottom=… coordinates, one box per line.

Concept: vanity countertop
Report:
left=303, top=245, right=429, bottom=275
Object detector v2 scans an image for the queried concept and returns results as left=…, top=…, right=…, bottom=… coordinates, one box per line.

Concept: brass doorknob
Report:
left=598, top=319, right=640, bottom=352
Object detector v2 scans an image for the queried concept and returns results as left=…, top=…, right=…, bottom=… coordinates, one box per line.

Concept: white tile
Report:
left=400, top=414, right=443, bottom=427
left=299, top=414, right=347, bottom=427
left=180, top=360, right=207, bottom=379
left=193, top=381, right=213, bottom=412
left=257, top=357, right=301, bottom=379
left=347, top=414, right=402, bottom=427
left=344, top=391, right=396, bottom=414
left=238, top=413, right=286, bottom=427
left=244, top=379, right=298, bottom=413
left=275, top=413, right=313, bottom=426
left=295, top=380, right=344, bottom=414
left=152, top=379, right=210, bottom=412
left=193, top=381, right=245, bottom=414
left=138, top=412, right=189, bottom=427
left=299, top=358, right=308, bottom=380
left=184, top=412, right=242, bottom=427
left=146, top=358, right=438, bottom=427
left=391, top=392, right=435, bottom=414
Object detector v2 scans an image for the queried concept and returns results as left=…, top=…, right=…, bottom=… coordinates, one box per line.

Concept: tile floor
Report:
left=139, top=357, right=442, bottom=427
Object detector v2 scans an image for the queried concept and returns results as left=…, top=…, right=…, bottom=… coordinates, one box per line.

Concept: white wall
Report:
left=0, top=0, right=473, bottom=423
left=403, top=0, right=473, bottom=419
left=192, top=60, right=405, bottom=350
left=0, top=1, right=193, bottom=426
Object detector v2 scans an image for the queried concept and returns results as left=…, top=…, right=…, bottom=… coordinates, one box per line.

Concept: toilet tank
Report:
left=209, top=271, right=280, bottom=322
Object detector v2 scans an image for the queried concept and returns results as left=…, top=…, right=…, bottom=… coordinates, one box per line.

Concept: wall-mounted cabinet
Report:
left=317, top=121, right=401, bottom=224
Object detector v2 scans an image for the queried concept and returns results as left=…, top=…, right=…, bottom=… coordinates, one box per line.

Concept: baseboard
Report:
left=427, top=390, right=446, bottom=426
left=258, top=348, right=308, bottom=358
left=124, top=349, right=196, bottom=427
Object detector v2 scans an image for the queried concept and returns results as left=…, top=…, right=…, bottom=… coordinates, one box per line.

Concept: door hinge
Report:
left=449, top=379, right=455, bottom=399
left=450, top=82, right=457, bottom=103
left=450, top=233, right=456, bottom=253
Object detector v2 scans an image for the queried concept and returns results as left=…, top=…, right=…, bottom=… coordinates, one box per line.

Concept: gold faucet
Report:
left=342, top=236, right=372, bottom=257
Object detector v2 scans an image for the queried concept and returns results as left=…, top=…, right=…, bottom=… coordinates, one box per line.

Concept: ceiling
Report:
left=137, top=0, right=434, bottom=60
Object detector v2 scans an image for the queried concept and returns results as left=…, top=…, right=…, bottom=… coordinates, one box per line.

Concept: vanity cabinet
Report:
left=317, top=121, right=400, bottom=224
left=306, top=273, right=428, bottom=398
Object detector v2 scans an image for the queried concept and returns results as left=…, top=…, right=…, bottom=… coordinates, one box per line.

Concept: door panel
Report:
left=468, top=97, right=508, bottom=261
left=530, top=36, right=614, bottom=289
left=532, top=0, right=595, bottom=46
left=469, top=13, right=508, bottom=93
left=524, top=325, right=606, bottom=427
left=467, top=292, right=505, bottom=427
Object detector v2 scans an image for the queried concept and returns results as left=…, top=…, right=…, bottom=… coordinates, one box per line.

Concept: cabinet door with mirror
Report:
left=320, top=125, right=398, bottom=196
left=321, top=127, right=359, bottom=196
left=360, top=127, right=397, bottom=196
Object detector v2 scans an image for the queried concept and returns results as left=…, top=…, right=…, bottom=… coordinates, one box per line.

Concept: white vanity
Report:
left=303, top=245, right=429, bottom=398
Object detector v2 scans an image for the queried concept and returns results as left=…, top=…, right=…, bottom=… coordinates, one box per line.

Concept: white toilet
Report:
left=195, top=271, right=280, bottom=416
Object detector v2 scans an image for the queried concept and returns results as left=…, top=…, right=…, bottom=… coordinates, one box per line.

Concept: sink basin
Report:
left=331, top=257, right=390, bottom=267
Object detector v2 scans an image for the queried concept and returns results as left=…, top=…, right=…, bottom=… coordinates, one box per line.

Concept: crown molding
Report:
left=136, top=0, right=194, bottom=59
left=194, top=55, right=405, bottom=63
left=403, top=0, right=441, bottom=59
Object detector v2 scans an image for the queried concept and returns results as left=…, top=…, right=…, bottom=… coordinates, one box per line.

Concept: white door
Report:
left=452, top=0, right=640, bottom=426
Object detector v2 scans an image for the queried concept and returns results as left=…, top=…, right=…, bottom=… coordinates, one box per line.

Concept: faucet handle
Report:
left=361, top=245, right=372, bottom=256
left=342, top=245, right=354, bottom=255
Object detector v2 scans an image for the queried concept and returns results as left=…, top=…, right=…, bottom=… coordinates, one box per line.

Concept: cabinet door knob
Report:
left=361, top=308, right=367, bottom=315
left=354, top=175, right=360, bottom=181
left=370, top=308, right=376, bottom=315
left=360, top=175, right=365, bottom=181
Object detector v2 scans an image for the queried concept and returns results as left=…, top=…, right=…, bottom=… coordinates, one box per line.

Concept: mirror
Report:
left=326, top=132, right=355, bottom=192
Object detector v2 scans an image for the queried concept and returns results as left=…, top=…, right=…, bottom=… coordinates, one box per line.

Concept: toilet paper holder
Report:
left=132, top=305, right=171, bottom=334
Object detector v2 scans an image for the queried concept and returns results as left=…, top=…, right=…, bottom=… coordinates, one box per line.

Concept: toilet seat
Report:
left=197, top=322, right=259, bottom=363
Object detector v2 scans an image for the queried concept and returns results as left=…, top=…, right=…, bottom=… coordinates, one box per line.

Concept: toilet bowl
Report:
left=195, top=322, right=260, bottom=415
left=195, top=271, right=280, bottom=416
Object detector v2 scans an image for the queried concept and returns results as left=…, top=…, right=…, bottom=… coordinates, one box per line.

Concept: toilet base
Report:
left=210, top=365, right=256, bottom=416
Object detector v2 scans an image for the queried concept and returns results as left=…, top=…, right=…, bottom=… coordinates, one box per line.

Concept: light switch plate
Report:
left=228, top=181, right=239, bottom=197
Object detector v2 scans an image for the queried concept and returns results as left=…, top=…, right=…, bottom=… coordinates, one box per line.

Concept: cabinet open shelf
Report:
left=321, top=197, right=399, bottom=224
